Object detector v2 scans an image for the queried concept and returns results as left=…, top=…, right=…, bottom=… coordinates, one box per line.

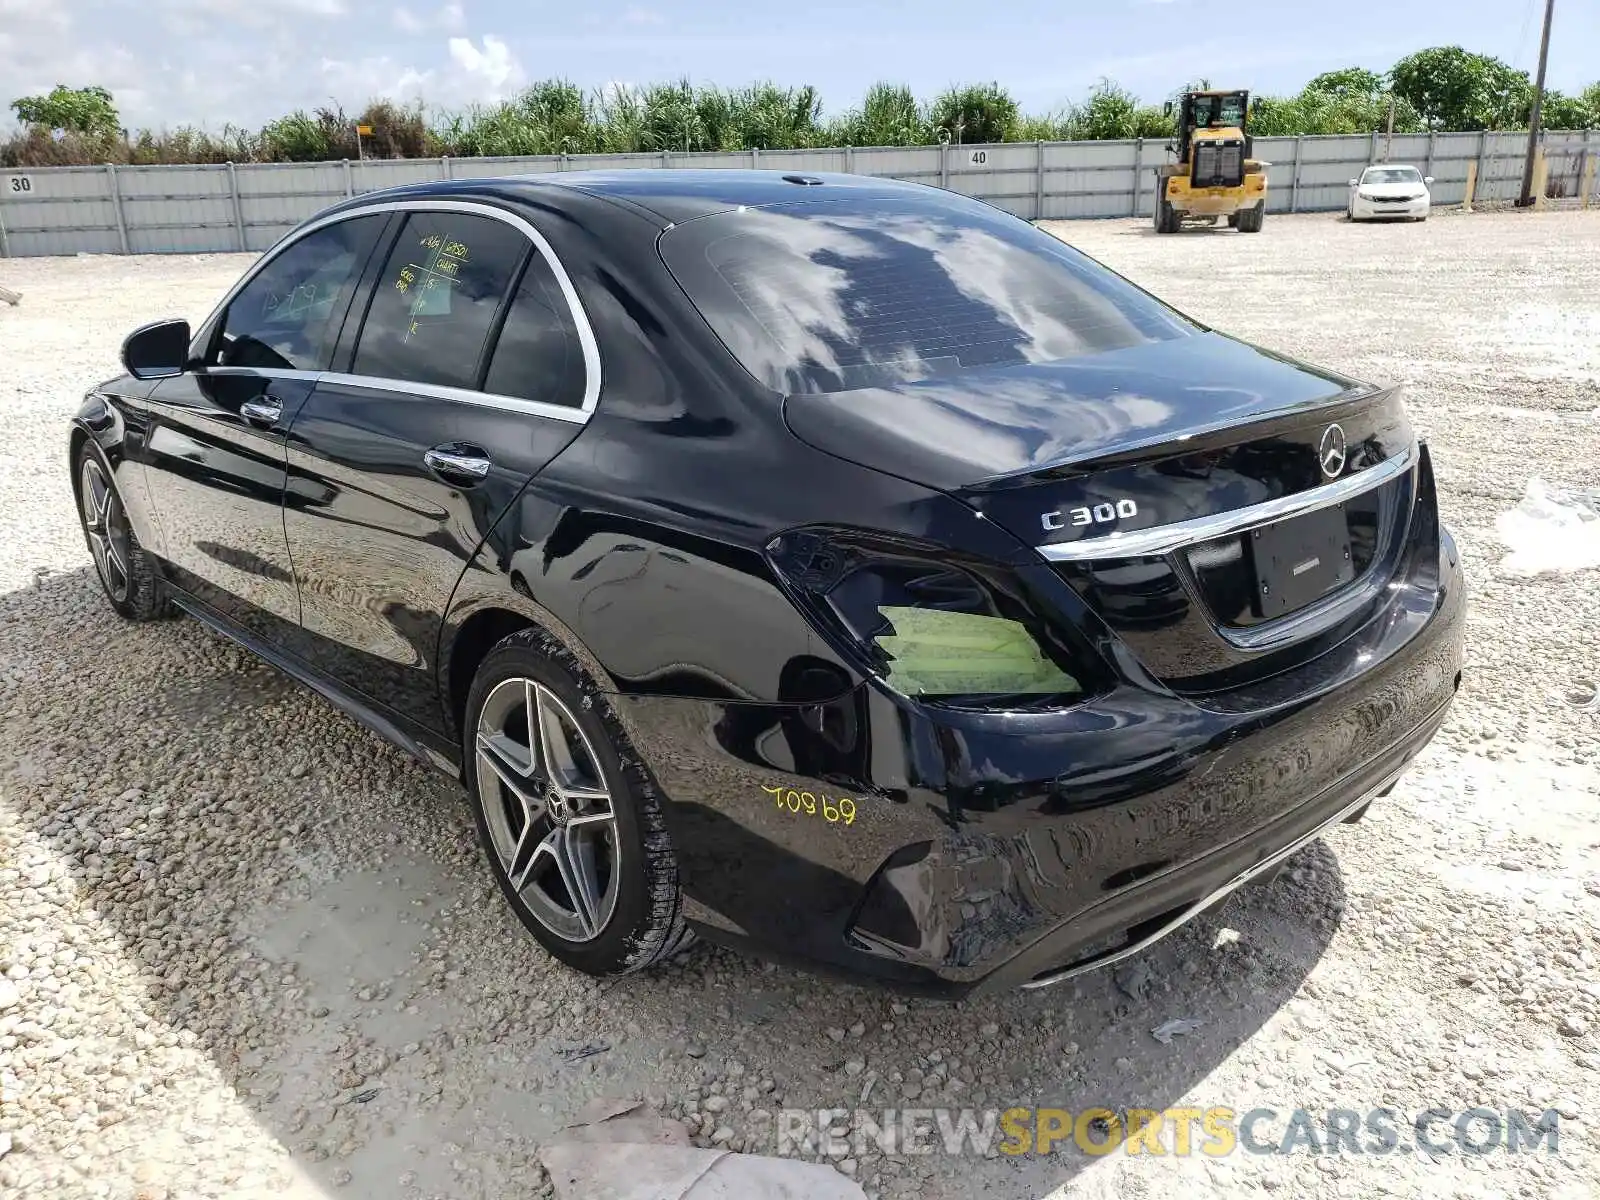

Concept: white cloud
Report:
left=0, top=0, right=68, bottom=29
left=447, top=35, right=522, bottom=97
left=183, top=0, right=346, bottom=22
left=395, top=2, right=464, bottom=35
left=0, top=0, right=71, bottom=71
left=155, top=0, right=347, bottom=35
left=622, top=6, right=665, bottom=25
left=316, top=54, right=434, bottom=104
left=309, top=35, right=522, bottom=112
left=0, top=0, right=529, bottom=133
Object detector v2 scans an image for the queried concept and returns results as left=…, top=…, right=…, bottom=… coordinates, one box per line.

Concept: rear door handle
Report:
left=424, top=444, right=492, bottom=485
left=240, top=396, right=282, bottom=427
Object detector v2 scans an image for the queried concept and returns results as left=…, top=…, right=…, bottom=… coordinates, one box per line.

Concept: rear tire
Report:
left=463, top=626, right=693, bottom=977
left=74, top=443, right=171, bottom=622
left=1154, top=197, right=1179, bottom=234
left=1236, top=202, right=1265, bottom=233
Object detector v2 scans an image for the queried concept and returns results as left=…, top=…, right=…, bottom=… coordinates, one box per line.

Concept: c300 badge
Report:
left=1041, top=498, right=1138, bottom=532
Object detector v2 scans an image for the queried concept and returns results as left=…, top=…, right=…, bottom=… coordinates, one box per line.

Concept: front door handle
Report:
left=240, top=396, right=282, bottom=427
left=424, top=444, right=492, bottom=485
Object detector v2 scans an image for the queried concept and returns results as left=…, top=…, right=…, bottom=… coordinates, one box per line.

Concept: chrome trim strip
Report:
left=1037, top=442, right=1417, bottom=563
left=192, top=366, right=588, bottom=423
left=1220, top=459, right=1416, bottom=653
left=203, top=366, right=315, bottom=381
left=1020, top=771, right=1399, bottom=990
left=192, top=198, right=602, bottom=420
left=318, top=372, right=589, bottom=423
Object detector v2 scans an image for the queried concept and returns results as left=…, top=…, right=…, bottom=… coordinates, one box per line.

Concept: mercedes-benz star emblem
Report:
left=1318, top=423, right=1348, bottom=480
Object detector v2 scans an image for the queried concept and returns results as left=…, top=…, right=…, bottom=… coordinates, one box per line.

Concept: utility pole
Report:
left=1519, top=0, right=1556, bottom=207
left=1384, top=93, right=1396, bottom=161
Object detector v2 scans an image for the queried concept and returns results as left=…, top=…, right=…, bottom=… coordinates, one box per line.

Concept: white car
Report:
left=1347, top=164, right=1433, bottom=222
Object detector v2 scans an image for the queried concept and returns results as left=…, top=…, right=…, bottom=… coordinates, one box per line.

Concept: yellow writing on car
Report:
left=760, top=785, right=858, bottom=826
left=395, top=230, right=471, bottom=341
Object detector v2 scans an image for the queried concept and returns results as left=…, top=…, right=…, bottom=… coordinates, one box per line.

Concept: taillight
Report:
left=766, top=527, right=1106, bottom=710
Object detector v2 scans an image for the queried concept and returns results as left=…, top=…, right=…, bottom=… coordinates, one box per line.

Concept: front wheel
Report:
left=75, top=445, right=171, bottom=621
left=464, top=627, right=693, bottom=976
left=1236, top=203, right=1265, bottom=233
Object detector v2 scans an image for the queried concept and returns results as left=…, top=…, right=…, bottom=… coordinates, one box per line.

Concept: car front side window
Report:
left=216, top=215, right=386, bottom=372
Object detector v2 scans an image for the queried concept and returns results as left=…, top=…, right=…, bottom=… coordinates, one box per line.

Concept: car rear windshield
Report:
left=1364, top=167, right=1422, bottom=183
left=658, top=195, right=1199, bottom=395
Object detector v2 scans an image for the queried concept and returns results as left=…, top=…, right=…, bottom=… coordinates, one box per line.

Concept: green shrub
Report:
left=928, top=82, right=1019, bottom=145
left=5, top=61, right=1598, bottom=168
left=836, top=83, right=928, bottom=147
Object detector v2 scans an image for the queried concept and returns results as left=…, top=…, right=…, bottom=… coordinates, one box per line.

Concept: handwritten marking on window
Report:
left=265, top=281, right=338, bottom=323
left=393, top=230, right=471, bottom=342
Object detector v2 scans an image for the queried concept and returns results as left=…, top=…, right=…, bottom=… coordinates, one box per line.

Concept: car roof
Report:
left=338, top=169, right=941, bottom=227
left=1363, top=164, right=1422, bottom=172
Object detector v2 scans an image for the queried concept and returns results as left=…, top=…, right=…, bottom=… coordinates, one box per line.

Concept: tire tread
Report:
left=471, top=625, right=693, bottom=975
left=76, top=443, right=173, bottom=623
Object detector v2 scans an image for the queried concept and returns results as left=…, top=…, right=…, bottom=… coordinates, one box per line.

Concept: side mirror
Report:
left=1348, top=178, right=1359, bottom=187
left=121, top=318, right=191, bottom=380
left=1424, top=176, right=1434, bottom=185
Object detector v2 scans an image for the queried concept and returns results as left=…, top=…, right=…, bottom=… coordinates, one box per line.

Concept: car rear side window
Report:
left=352, top=211, right=527, bottom=390
left=482, top=251, right=586, bottom=408
left=660, top=195, right=1198, bottom=395
left=217, top=215, right=384, bottom=371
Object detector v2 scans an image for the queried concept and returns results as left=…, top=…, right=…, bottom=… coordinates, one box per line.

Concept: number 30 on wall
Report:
left=5, top=176, right=33, bottom=194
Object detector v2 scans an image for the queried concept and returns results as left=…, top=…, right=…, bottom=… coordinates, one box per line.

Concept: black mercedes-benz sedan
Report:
left=72, top=170, right=1464, bottom=996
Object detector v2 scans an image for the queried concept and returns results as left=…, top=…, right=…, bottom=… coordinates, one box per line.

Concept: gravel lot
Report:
left=2, top=209, right=1598, bottom=1200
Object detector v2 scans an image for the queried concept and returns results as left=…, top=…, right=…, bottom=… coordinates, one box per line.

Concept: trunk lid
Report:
left=783, top=332, right=1420, bottom=692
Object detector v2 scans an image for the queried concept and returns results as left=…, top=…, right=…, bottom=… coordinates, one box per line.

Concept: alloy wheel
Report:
left=80, top=458, right=131, bottom=603
left=474, top=676, right=621, bottom=943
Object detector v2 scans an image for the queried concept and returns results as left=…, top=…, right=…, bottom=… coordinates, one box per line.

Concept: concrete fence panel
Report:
left=0, top=130, right=1588, bottom=258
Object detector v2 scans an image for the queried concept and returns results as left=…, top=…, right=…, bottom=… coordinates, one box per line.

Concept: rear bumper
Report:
left=1001, top=690, right=1449, bottom=992
left=616, top=532, right=1465, bottom=998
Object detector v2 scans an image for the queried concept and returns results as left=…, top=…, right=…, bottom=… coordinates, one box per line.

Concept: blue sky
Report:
left=2, top=0, right=1596, bottom=130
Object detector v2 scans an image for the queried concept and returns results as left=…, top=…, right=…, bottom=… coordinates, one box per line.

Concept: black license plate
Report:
left=1251, top=505, right=1354, bottom=618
